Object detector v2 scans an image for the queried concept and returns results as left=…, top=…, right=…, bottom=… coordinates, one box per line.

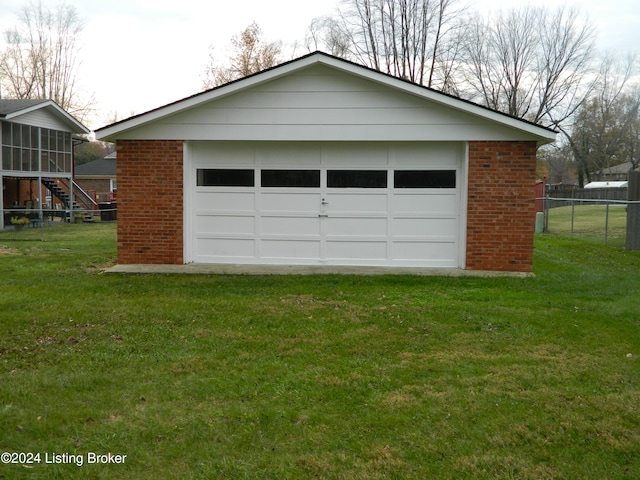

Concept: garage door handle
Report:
left=318, top=214, right=328, bottom=218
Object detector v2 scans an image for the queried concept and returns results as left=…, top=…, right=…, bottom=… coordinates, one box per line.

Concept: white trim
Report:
left=183, top=141, right=192, bottom=264
left=459, top=142, right=470, bottom=269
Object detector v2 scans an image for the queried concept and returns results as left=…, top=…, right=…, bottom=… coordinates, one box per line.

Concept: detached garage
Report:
left=96, top=52, right=556, bottom=273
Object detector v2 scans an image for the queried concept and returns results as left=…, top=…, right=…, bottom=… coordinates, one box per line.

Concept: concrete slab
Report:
left=105, top=263, right=533, bottom=278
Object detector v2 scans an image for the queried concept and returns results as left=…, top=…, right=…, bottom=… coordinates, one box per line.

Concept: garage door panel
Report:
left=190, top=142, right=255, bottom=164
left=327, top=193, right=388, bottom=213
left=392, top=240, right=458, bottom=262
left=391, top=143, right=461, bottom=166
left=392, top=193, right=458, bottom=214
left=258, top=145, right=321, bottom=166
left=260, top=192, right=320, bottom=212
left=393, top=217, right=458, bottom=237
left=326, top=240, right=388, bottom=260
left=261, top=239, right=321, bottom=259
left=196, top=191, right=255, bottom=211
left=324, top=144, right=389, bottom=167
left=196, top=215, right=255, bottom=235
left=261, top=216, right=320, bottom=236
left=326, top=217, right=387, bottom=237
left=196, top=238, right=255, bottom=258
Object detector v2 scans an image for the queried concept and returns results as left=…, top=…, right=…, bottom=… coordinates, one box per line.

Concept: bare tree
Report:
left=562, top=53, right=640, bottom=186
left=305, top=16, right=351, bottom=58
left=202, top=23, right=282, bottom=89
left=316, top=0, right=465, bottom=89
left=533, top=6, right=597, bottom=128
left=0, top=1, right=91, bottom=120
left=539, top=144, right=576, bottom=185
left=462, top=5, right=595, bottom=128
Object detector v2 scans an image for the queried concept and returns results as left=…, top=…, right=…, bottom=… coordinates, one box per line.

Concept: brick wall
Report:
left=75, top=178, right=109, bottom=194
left=75, top=178, right=111, bottom=202
left=466, top=141, right=538, bottom=272
left=116, top=140, right=183, bottom=264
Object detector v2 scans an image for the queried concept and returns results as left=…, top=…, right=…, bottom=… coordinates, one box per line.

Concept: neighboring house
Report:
left=96, top=52, right=556, bottom=273
left=1, top=99, right=91, bottom=228
left=75, top=151, right=117, bottom=203
left=595, top=161, right=638, bottom=181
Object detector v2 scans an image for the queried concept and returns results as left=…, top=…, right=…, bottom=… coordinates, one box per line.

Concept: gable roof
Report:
left=598, top=161, right=638, bottom=175
left=0, top=98, right=89, bottom=134
left=0, top=99, right=49, bottom=115
left=75, top=152, right=116, bottom=177
left=95, top=51, right=557, bottom=145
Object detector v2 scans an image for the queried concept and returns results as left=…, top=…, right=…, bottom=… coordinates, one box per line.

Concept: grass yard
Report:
left=1, top=223, right=639, bottom=479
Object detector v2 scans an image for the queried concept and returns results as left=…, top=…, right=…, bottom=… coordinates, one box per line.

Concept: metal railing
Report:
left=56, top=178, right=99, bottom=210
left=3, top=205, right=117, bottom=230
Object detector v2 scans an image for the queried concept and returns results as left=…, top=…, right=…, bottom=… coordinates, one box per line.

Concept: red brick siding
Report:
left=75, top=178, right=109, bottom=193
left=466, top=141, right=538, bottom=272
left=75, top=179, right=112, bottom=202
left=116, top=140, right=183, bottom=264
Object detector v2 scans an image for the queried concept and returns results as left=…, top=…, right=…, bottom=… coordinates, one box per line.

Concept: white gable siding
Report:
left=10, top=109, right=74, bottom=132
left=111, top=65, right=537, bottom=142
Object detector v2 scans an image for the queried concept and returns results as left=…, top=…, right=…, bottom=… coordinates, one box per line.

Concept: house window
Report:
left=328, top=170, right=387, bottom=188
left=394, top=170, right=456, bottom=188
left=197, top=169, right=255, bottom=187
left=261, top=170, right=320, bottom=188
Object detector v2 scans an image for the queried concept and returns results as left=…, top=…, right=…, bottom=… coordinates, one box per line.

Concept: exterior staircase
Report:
left=41, top=178, right=98, bottom=221
left=41, top=178, right=78, bottom=210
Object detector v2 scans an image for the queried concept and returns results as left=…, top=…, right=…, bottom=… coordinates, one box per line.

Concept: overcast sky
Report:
left=0, top=0, right=638, bottom=131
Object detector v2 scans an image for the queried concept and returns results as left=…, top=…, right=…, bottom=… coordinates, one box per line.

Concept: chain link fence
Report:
left=541, top=196, right=639, bottom=247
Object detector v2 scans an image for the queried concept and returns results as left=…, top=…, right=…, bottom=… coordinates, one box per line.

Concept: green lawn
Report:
left=1, top=223, right=639, bottom=479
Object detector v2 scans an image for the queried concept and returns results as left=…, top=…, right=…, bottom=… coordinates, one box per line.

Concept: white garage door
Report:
left=186, top=142, right=465, bottom=268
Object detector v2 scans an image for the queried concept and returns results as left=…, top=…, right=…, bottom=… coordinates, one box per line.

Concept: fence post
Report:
left=605, top=203, right=609, bottom=244
left=627, top=171, right=640, bottom=251
left=571, top=196, right=575, bottom=237
left=544, top=195, right=550, bottom=232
